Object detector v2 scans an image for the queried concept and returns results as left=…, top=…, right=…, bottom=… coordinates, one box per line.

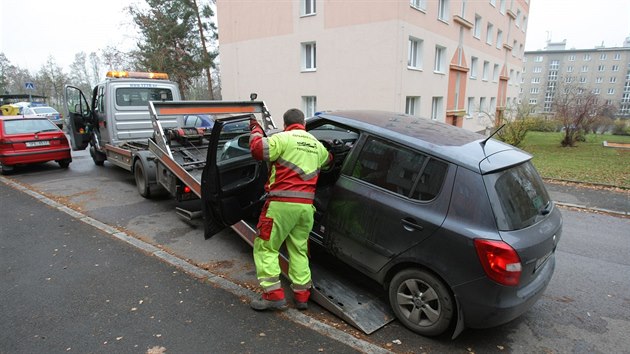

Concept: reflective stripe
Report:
left=262, top=282, right=282, bottom=292
left=277, top=157, right=319, bottom=180
left=259, top=276, right=280, bottom=283
left=268, top=190, right=315, bottom=200
left=291, top=282, right=312, bottom=290
left=262, top=139, right=270, bottom=161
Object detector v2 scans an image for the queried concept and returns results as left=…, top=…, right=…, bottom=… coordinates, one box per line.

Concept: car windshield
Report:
left=484, top=161, right=551, bottom=231
left=116, top=88, right=174, bottom=107
left=3, top=119, right=59, bottom=134
left=33, top=107, right=57, bottom=114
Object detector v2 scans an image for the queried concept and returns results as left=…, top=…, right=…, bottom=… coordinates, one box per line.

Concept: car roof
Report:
left=313, top=110, right=531, bottom=173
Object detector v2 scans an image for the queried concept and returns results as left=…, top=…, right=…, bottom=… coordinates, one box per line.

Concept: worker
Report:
left=248, top=108, right=331, bottom=311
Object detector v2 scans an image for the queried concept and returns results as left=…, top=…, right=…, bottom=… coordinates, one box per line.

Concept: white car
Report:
left=23, top=106, right=63, bottom=129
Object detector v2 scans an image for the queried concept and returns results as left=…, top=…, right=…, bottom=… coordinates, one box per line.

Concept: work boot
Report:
left=250, top=297, right=288, bottom=311
left=295, top=301, right=308, bottom=310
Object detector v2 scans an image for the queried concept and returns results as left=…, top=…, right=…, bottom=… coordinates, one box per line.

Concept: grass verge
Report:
left=520, top=132, right=630, bottom=189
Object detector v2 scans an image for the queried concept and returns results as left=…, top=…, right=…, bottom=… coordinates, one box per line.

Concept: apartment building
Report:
left=521, top=38, right=630, bottom=117
left=217, top=0, right=529, bottom=132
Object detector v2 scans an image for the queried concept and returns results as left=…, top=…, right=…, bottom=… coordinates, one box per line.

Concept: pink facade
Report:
left=217, top=0, right=529, bottom=133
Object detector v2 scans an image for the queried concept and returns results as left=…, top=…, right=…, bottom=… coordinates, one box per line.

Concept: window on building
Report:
left=482, top=61, right=489, bottom=80
left=493, top=64, right=499, bottom=81
left=490, top=0, right=496, bottom=6
left=600, top=53, right=607, bottom=60
left=533, top=66, right=542, bottom=73
left=302, top=96, right=317, bottom=117
left=581, top=65, right=588, bottom=72
left=534, top=55, right=543, bottom=62
left=530, top=87, right=539, bottom=94
left=410, top=0, right=427, bottom=11
left=584, top=54, right=591, bottom=61
left=608, top=88, right=615, bottom=94
left=434, top=46, right=446, bottom=73
left=598, top=65, right=605, bottom=72
left=579, top=77, right=587, bottom=83
left=467, top=97, right=475, bottom=116
left=301, top=0, right=316, bottom=16
left=470, top=56, right=478, bottom=78
left=490, top=97, right=497, bottom=112
left=610, top=77, right=617, bottom=83
left=405, top=96, right=420, bottom=115
left=567, top=66, right=574, bottom=73
left=486, top=23, right=494, bottom=45
left=522, top=16, right=527, bottom=31
left=302, top=42, right=317, bottom=71
left=614, top=53, right=621, bottom=60
left=479, top=97, right=487, bottom=112
left=499, top=0, right=506, bottom=14
left=568, top=55, right=576, bottom=61
left=596, top=77, right=603, bottom=83
left=593, top=88, right=600, bottom=95
left=431, top=97, right=443, bottom=120
left=565, top=76, right=574, bottom=83
left=529, top=98, right=537, bottom=104
left=516, top=9, right=522, bottom=27
left=438, top=0, right=449, bottom=21
left=408, top=37, right=423, bottom=69
left=531, top=77, right=540, bottom=83
left=612, top=65, right=619, bottom=71
left=496, top=29, right=503, bottom=49
left=474, top=15, right=482, bottom=38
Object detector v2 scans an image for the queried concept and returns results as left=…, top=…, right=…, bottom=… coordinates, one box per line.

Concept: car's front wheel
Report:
left=388, top=268, right=454, bottom=337
left=58, top=159, right=71, bottom=168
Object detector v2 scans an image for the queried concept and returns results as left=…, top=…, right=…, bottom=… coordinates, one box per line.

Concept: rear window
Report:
left=3, top=119, right=59, bottom=135
left=484, top=161, right=551, bottom=230
left=116, top=88, right=174, bottom=107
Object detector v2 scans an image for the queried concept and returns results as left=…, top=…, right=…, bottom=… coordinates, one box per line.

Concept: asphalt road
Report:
left=1, top=150, right=629, bottom=353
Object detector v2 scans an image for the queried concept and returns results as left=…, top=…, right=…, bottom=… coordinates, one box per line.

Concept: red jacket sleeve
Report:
left=249, top=122, right=265, bottom=161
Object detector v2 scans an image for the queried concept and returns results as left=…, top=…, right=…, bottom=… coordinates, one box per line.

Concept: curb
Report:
left=544, top=177, right=630, bottom=191
left=1, top=176, right=390, bottom=354
left=555, top=201, right=629, bottom=217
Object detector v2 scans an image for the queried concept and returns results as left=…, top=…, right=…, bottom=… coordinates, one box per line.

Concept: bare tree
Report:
left=553, top=82, right=608, bottom=146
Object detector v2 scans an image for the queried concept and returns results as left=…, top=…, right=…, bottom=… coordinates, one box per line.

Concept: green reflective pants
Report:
left=253, top=201, right=314, bottom=293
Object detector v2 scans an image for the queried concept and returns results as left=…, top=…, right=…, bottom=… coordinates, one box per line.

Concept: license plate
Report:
left=26, top=140, right=50, bottom=147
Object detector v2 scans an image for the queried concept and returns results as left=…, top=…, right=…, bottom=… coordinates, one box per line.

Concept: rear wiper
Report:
left=34, top=129, right=58, bottom=134
left=540, top=201, right=551, bottom=215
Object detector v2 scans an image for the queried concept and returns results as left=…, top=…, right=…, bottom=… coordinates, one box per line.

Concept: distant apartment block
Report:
left=217, top=0, right=529, bottom=133
left=521, top=38, right=630, bottom=117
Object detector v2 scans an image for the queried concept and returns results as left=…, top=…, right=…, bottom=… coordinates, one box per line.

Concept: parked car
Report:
left=22, top=106, right=63, bottom=129
left=0, top=115, right=72, bottom=174
left=202, top=110, right=563, bottom=337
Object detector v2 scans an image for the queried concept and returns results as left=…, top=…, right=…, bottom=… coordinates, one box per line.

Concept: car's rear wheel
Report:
left=388, top=268, right=454, bottom=337
left=58, top=159, right=71, bottom=168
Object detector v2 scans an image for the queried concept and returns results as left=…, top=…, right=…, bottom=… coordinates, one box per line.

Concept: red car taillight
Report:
left=474, top=239, right=522, bottom=286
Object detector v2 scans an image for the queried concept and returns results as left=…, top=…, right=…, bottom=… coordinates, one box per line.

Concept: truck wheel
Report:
left=90, top=145, right=106, bottom=166
left=388, top=268, right=454, bottom=337
left=134, top=161, right=151, bottom=198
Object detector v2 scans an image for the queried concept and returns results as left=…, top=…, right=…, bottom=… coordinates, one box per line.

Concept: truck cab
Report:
left=64, top=71, right=182, bottom=169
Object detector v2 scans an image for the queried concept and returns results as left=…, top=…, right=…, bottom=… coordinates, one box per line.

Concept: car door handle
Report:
left=401, top=218, right=424, bottom=232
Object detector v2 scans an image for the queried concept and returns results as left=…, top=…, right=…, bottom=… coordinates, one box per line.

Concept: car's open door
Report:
left=201, top=115, right=268, bottom=239
left=63, top=85, right=92, bottom=151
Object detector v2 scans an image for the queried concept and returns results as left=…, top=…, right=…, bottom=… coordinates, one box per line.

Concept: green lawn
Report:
left=519, top=132, right=630, bottom=189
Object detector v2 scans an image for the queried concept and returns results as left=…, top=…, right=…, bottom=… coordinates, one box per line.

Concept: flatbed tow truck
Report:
left=146, top=100, right=394, bottom=334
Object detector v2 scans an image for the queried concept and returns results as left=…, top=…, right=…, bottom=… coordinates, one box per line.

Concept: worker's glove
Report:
left=249, top=118, right=261, bottom=131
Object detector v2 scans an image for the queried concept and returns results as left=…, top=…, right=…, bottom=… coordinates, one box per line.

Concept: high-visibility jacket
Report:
left=249, top=123, right=330, bottom=204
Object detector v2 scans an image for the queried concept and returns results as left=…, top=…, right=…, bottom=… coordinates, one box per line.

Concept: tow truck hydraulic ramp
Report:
left=148, top=100, right=394, bottom=334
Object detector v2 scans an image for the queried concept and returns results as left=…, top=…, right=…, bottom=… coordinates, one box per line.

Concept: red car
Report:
left=0, top=115, right=72, bottom=174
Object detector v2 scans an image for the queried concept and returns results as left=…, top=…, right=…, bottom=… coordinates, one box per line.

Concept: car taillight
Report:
left=474, top=239, right=522, bottom=286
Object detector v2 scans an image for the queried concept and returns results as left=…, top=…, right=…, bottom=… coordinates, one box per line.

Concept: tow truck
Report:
left=64, top=78, right=394, bottom=333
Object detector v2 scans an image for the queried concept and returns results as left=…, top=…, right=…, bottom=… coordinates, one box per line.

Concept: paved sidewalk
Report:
left=544, top=180, right=629, bottom=216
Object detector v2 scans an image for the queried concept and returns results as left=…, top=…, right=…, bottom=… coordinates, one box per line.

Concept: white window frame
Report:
left=612, top=65, right=619, bottom=72
left=301, top=0, right=316, bottom=16
left=410, top=0, right=427, bottom=11
left=467, top=97, right=475, bottom=117
left=596, top=77, right=603, bottom=83
left=584, top=54, right=591, bottom=61
left=600, top=53, right=607, bottom=60
left=431, top=96, right=443, bottom=120
left=482, top=60, right=489, bottom=81
left=301, top=42, right=317, bottom=71
left=493, top=64, right=499, bottom=82
left=302, top=96, right=317, bottom=117
left=434, top=45, right=446, bottom=73
left=474, top=15, right=482, bottom=38
left=486, top=23, right=494, bottom=45
left=405, top=96, right=421, bottom=115
left=470, top=56, right=478, bottom=79
left=610, top=77, right=617, bottom=83
left=408, top=37, right=423, bottom=69
left=438, top=0, right=450, bottom=22
left=496, top=29, right=503, bottom=49
left=614, top=53, right=621, bottom=60
left=608, top=88, right=615, bottom=95
left=534, top=55, right=543, bottom=62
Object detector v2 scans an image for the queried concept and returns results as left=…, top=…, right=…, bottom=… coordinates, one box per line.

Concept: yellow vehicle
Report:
left=0, top=104, right=21, bottom=116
